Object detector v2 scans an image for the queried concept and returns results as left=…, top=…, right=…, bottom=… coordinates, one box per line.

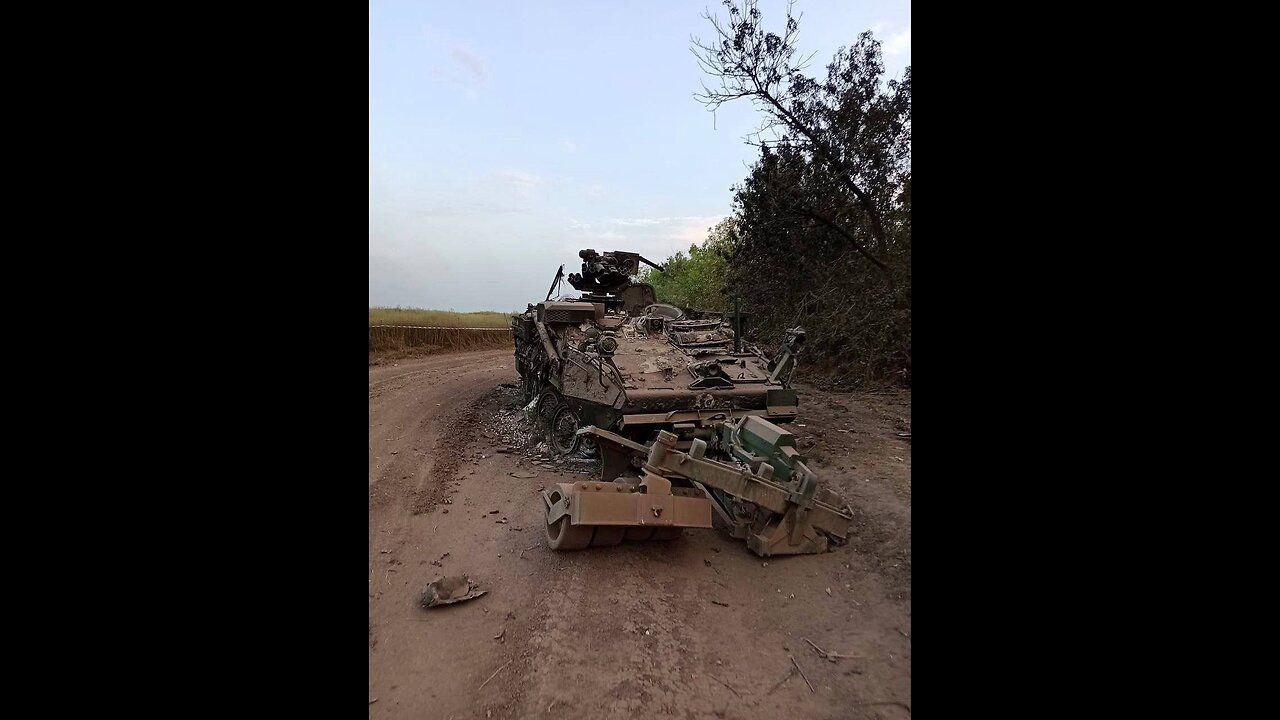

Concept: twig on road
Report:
left=802, top=636, right=862, bottom=662
left=790, top=655, right=815, bottom=693
left=478, top=660, right=513, bottom=690
left=709, top=674, right=742, bottom=697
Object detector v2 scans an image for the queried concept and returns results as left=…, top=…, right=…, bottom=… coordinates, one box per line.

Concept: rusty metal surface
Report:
left=544, top=479, right=712, bottom=530
left=512, top=248, right=805, bottom=446
left=579, top=424, right=854, bottom=556
left=513, top=249, right=852, bottom=556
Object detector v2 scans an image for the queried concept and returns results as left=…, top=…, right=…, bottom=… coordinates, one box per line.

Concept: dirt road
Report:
left=369, top=348, right=911, bottom=719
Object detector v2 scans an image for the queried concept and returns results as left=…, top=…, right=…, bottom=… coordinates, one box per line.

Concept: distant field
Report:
left=369, top=307, right=512, bottom=328
left=369, top=307, right=513, bottom=362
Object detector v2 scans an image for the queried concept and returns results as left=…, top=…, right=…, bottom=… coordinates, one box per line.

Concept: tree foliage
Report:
left=681, top=0, right=911, bottom=386
left=641, top=217, right=737, bottom=311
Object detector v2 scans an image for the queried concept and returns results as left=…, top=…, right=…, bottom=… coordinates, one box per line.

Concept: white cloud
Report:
left=449, top=47, right=488, bottom=82
left=493, top=169, right=545, bottom=192
left=608, top=215, right=704, bottom=227
left=674, top=216, right=726, bottom=246
left=885, top=27, right=911, bottom=57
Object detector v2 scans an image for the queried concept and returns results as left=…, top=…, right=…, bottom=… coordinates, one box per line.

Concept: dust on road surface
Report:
left=370, top=348, right=911, bottom=719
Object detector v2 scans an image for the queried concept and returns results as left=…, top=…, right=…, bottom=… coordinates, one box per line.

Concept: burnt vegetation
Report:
left=648, top=0, right=910, bottom=388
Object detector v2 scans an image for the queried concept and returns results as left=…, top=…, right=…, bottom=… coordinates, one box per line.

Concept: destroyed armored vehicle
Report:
left=512, top=249, right=853, bottom=556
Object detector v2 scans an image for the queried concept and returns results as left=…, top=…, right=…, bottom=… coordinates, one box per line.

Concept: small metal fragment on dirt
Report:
left=420, top=575, right=487, bottom=608
left=825, top=587, right=832, bottom=596
left=510, top=471, right=538, bottom=479
left=494, top=628, right=505, bottom=641
left=369, top=698, right=378, bottom=705
left=711, top=600, right=729, bottom=607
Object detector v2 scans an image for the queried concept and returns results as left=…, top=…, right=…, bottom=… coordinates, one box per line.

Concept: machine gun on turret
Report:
left=567, top=249, right=665, bottom=294
left=555, top=249, right=667, bottom=315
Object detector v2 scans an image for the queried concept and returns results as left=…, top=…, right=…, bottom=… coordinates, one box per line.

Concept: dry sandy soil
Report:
left=369, top=348, right=911, bottom=719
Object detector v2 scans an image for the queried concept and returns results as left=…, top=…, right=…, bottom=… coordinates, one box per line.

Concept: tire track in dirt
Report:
left=368, top=350, right=512, bottom=509
left=516, top=545, right=727, bottom=718
left=369, top=349, right=911, bottom=720
left=411, top=393, right=492, bottom=514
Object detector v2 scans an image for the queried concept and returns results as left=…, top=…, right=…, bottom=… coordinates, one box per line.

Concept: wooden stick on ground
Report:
left=802, top=637, right=862, bottom=661
left=709, top=674, right=742, bottom=698
left=790, top=655, right=815, bottom=693
left=478, top=660, right=513, bottom=690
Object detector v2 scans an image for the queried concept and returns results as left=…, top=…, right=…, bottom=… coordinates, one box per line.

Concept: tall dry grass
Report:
left=369, top=307, right=514, bottom=362
left=369, top=307, right=512, bottom=328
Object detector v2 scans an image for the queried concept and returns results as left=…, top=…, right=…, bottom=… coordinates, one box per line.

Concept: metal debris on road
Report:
left=420, top=575, right=487, bottom=608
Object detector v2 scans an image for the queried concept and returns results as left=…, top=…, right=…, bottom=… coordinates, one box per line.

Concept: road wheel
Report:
left=577, top=431, right=600, bottom=459
left=549, top=405, right=582, bottom=455
left=536, top=389, right=560, bottom=427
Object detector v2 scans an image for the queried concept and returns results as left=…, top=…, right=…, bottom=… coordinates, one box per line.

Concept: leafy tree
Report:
left=692, top=0, right=910, bottom=274
left=685, top=0, right=911, bottom=386
left=641, top=217, right=737, bottom=311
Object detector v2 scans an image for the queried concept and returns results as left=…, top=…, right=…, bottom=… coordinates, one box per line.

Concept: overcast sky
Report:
left=370, top=0, right=910, bottom=312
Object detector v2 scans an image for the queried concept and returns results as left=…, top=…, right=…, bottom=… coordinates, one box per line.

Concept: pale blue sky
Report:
left=370, top=0, right=910, bottom=312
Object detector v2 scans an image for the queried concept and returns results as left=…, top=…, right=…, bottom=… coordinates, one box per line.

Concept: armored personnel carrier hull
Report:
left=512, top=249, right=853, bottom=556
